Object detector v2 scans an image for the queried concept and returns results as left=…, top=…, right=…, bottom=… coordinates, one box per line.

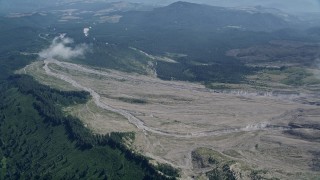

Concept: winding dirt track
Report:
left=43, top=59, right=292, bottom=138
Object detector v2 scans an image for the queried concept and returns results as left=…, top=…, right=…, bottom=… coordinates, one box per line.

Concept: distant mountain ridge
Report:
left=1, top=0, right=319, bottom=14
left=120, top=1, right=290, bottom=32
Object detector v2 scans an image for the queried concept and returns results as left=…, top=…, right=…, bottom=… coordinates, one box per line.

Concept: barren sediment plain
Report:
left=21, top=59, right=320, bottom=179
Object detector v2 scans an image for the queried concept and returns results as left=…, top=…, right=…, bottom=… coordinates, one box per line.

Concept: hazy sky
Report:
left=204, top=0, right=320, bottom=13
left=139, top=0, right=320, bottom=13
left=0, top=0, right=319, bottom=13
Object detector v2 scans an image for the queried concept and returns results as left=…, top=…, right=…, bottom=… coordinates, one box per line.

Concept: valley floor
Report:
left=20, top=59, right=320, bottom=179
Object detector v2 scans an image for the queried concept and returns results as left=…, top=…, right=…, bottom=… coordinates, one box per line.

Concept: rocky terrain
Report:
left=20, top=59, right=320, bottom=179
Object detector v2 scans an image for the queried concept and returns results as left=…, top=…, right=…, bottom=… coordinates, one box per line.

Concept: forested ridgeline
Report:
left=0, top=75, right=179, bottom=179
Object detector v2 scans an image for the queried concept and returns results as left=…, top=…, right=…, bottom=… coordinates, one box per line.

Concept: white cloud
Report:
left=83, top=27, right=92, bottom=37
left=39, top=34, right=88, bottom=59
left=83, top=27, right=90, bottom=37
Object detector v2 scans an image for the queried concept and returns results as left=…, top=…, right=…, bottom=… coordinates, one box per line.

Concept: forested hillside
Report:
left=0, top=14, right=177, bottom=180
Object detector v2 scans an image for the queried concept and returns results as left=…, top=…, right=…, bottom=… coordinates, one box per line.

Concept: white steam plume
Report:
left=83, top=27, right=91, bottom=37
left=39, top=34, right=88, bottom=60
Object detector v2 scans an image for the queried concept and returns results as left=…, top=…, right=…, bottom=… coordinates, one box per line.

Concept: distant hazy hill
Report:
left=120, top=1, right=289, bottom=32
left=0, top=0, right=141, bottom=13
left=1, top=0, right=319, bottom=14
left=0, top=0, right=55, bottom=13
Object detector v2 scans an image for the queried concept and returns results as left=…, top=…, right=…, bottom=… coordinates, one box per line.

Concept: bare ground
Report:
left=21, top=59, right=320, bottom=179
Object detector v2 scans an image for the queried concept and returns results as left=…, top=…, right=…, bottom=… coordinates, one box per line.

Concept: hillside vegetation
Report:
left=0, top=13, right=178, bottom=180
